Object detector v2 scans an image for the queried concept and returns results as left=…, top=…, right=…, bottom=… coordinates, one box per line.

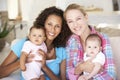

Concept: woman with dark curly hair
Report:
left=0, top=6, right=71, bottom=80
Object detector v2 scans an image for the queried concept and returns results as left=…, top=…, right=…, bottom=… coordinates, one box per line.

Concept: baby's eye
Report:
left=38, top=35, right=42, bottom=37
left=94, top=46, right=97, bottom=48
left=88, top=46, right=91, bottom=48
left=33, top=35, right=36, bottom=37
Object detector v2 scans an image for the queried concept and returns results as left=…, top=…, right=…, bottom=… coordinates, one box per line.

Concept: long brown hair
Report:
left=34, top=6, right=72, bottom=47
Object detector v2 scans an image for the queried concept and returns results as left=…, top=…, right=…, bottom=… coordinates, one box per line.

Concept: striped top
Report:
left=66, top=26, right=116, bottom=80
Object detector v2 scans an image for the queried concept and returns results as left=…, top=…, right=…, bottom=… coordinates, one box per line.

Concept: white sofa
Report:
left=0, top=36, right=120, bottom=80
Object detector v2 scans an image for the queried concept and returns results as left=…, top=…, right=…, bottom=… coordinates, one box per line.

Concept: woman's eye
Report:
left=55, top=25, right=61, bottom=28
left=94, top=46, right=97, bottom=48
left=67, top=21, right=72, bottom=23
left=48, top=23, right=52, bottom=26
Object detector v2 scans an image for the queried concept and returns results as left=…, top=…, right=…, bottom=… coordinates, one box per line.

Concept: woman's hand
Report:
left=82, top=60, right=94, bottom=73
left=37, top=49, right=47, bottom=67
left=26, top=49, right=47, bottom=67
left=74, top=61, right=84, bottom=75
left=75, top=60, right=94, bottom=75
left=26, top=51, right=35, bottom=63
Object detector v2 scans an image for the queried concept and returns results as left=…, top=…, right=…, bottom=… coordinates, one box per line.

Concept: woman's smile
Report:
left=45, top=15, right=62, bottom=41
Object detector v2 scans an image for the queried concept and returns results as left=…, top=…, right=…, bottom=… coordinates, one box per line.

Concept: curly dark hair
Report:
left=34, top=6, right=72, bottom=47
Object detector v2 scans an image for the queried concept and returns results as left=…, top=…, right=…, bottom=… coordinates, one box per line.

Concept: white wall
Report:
left=0, top=0, right=120, bottom=39
left=15, top=0, right=56, bottom=39
left=1, top=0, right=56, bottom=26
left=21, top=0, right=56, bottom=27
left=117, top=0, right=120, bottom=10
left=56, top=0, right=113, bottom=12
left=1, top=0, right=56, bottom=39
left=0, top=0, right=7, bottom=11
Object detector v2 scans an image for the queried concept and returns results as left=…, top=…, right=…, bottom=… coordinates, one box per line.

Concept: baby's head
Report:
left=85, top=34, right=102, bottom=56
left=28, top=26, right=46, bottom=45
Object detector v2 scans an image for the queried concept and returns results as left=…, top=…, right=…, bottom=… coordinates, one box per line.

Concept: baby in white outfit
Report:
left=78, top=34, right=105, bottom=80
left=20, top=26, right=47, bottom=80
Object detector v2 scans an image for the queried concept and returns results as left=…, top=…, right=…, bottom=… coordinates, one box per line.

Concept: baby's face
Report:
left=29, top=28, right=46, bottom=45
left=85, top=40, right=101, bottom=57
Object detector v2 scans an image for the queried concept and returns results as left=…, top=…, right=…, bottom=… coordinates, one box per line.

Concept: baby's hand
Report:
left=20, top=65, right=26, bottom=71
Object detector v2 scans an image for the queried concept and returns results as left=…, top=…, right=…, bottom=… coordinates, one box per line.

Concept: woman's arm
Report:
left=93, top=34, right=116, bottom=80
left=87, top=63, right=102, bottom=79
left=75, top=60, right=94, bottom=74
left=84, top=33, right=116, bottom=80
left=38, top=49, right=66, bottom=80
left=1, top=51, right=18, bottom=66
left=38, top=75, right=45, bottom=80
left=0, top=38, right=27, bottom=78
left=39, top=49, right=60, bottom=80
left=42, top=65, right=60, bottom=80
left=42, top=60, right=66, bottom=80
left=0, top=51, right=20, bottom=78
left=60, top=59, right=66, bottom=80
left=20, top=52, right=28, bottom=71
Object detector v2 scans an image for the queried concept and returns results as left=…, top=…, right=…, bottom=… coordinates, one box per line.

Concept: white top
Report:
left=21, top=41, right=47, bottom=60
left=84, top=51, right=105, bottom=65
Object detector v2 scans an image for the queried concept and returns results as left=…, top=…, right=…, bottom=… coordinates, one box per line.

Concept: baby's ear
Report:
left=27, top=35, right=30, bottom=39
